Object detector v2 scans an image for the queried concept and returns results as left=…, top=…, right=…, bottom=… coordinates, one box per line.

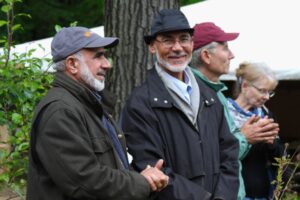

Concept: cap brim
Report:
left=86, top=37, right=119, bottom=49
left=144, top=28, right=194, bottom=44
left=216, top=33, right=239, bottom=42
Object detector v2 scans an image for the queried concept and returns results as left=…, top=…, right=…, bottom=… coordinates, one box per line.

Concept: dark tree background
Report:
left=104, top=0, right=182, bottom=117
left=0, top=0, right=201, bottom=45
left=0, top=0, right=203, bottom=118
left=0, top=0, right=105, bottom=44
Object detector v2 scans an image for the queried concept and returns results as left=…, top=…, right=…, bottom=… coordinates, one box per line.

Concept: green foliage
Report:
left=180, top=0, right=204, bottom=6
left=0, top=0, right=204, bottom=45
left=272, top=144, right=300, bottom=200
left=55, top=20, right=78, bottom=33
left=0, top=0, right=53, bottom=197
left=0, top=51, right=53, bottom=195
left=0, top=0, right=105, bottom=44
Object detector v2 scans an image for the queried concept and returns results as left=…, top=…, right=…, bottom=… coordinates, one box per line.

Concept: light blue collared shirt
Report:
left=156, top=63, right=200, bottom=126
left=155, top=63, right=193, bottom=104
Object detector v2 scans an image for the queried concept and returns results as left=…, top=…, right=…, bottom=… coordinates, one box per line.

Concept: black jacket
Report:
left=27, top=72, right=150, bottom=200
left=122, top=68, right=239, bottom=200
left=242, top=108, right=286, bottom=198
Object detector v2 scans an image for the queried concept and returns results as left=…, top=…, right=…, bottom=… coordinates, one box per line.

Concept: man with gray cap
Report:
left=121, top=9, right=239, bottom=200
left=27, top=26, right=169, bottom=200
left=190, top=22, right=280, bottom=200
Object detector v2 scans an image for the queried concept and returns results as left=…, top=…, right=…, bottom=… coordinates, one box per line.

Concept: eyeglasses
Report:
left=155, top=36, right=192, bottom=48
left=249, top=83, right=275, bottom=98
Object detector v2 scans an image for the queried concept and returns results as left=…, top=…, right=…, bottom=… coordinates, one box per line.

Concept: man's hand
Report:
left=241, top=115, right=279, bottom=144
left=140, top=159, right=169, bottom=192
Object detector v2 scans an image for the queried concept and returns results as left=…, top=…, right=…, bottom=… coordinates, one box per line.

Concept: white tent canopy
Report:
left=182, top=0, right=300, bottom=80
left=6, top=0, right=300, bottom=80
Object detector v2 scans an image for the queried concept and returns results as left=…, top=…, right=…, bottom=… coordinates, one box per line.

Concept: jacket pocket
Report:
left=91, top=137, right=112, bottom=153
left=91, top=137, right=116, bottom=166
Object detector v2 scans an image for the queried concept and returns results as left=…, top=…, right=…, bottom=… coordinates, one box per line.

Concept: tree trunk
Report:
left=104, top=0, right=180, bottom=119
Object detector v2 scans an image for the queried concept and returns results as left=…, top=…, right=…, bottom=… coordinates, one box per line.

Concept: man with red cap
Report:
left=122, top=10, right=239, bottom=200
left=190, top=22, right=280, bottom=200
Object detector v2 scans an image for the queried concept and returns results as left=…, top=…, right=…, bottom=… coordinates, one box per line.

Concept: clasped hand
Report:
left=140, top=159, right=169, bottom=192
left=241, top=115, right=279, bottom=144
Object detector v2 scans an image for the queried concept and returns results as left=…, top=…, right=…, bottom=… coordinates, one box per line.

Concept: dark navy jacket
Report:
left=122, top=67, right=239, bottom=200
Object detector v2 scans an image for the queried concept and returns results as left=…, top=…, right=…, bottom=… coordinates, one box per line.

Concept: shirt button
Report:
left=154, top=98, right=158, bottom=101
left=164, top=100, right=168, bottom=104
left=118, top=134, right=123, bottom=139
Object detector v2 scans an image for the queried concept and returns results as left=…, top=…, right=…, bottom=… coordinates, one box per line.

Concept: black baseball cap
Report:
left=144, top=9, right=194, bottom=44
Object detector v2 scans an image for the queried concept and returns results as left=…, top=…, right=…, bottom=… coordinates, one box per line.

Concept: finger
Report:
left=263, top=115, right=269, bottom=119
left=255, top=131, right=278, bottom=138
left=257, top=118, right=273, bottom=127
left=162, top=175, right=169, bottom=188
left=154, top=159, right=164, bottom=170
left=254, top=115, right=261, bottom=122
left=145, top=175, right=157, bottom=191
left=259, top=122, right=279, bottom=132
left=151, top=174, right=163, bottom=189
left=146, top=165, right=151, bottom=169
left=245, top=115, right=258, bottom=125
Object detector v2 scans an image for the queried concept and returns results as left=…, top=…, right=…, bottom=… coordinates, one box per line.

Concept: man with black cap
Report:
left=190, top=22, right=280, bottom=200
left=27, top=26, right=169, bottom=200
left=121, top=10, right=239, bottom=200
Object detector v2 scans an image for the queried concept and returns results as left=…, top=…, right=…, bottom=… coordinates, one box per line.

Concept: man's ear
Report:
left=200, top=49, right=211, bottom=65
left=65, top=56, right=79, bottom=74
left=148, top=42, right=156, bottom=53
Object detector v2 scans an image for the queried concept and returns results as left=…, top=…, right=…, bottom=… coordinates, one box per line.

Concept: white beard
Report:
left=79, top=60, right=105, bottom=91
left=156, top=52, right=191, bottom=72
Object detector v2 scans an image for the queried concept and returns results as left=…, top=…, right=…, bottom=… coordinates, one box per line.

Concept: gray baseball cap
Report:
left=51, top=26, right=119, bottom=62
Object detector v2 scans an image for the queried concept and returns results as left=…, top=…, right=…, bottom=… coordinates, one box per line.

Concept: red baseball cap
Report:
left=193, top=22, right=239, bottom=50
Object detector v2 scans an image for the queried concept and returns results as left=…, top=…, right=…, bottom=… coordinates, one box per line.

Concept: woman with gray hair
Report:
left=227, top=61, right=283, bottom=200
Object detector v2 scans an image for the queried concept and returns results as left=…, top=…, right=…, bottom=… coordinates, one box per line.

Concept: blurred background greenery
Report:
left=0, top=0, right=203, bottom=45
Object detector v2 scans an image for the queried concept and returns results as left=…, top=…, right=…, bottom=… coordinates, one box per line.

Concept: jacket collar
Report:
left=52, top=72, right=116, bottom=115
left=145, top=67, right=216, bottom=109
left=146, top=68, right=176, bottom=108
left=192, top=68, right=227, bottom=93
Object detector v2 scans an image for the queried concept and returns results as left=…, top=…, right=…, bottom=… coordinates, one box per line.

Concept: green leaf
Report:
left=5, top=0, right=14, bottom=4
left=13, top=168, right=25, bottom=177
left=1, top=5, right=9, bottom=13
left=15, top=13, right=31, bottom=19
left=12, top=24, right=22, bottom=32
left=55, top=25, right=62, bottom=33
left=11, top=113, right=22, bottom=124
left=69, top=21, right=78, bottom=27
left=0, top=20, right=7, bottom=27
left=17, top=142, right=29, bottom=152
left=0, top=173, right=9, bottom=182
left=0, top=39, right=6, bottom=44
left=10, top=151, right=20, bottom=159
